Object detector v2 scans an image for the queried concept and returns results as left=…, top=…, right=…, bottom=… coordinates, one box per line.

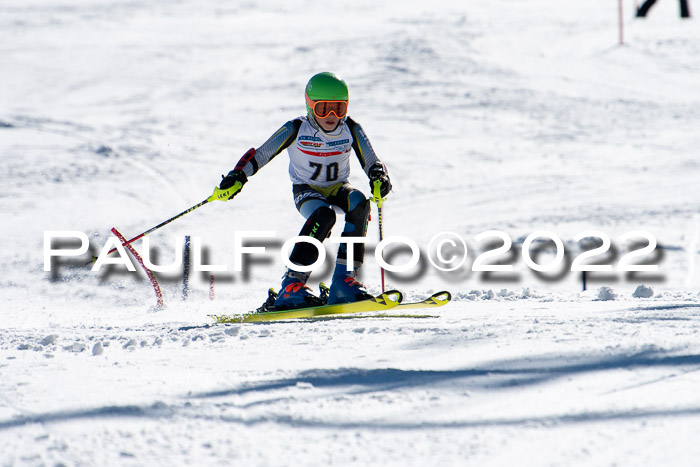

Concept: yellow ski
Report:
left=212, top=290, right=403, bottom=323
left=395, top=291, right=451, bottom=309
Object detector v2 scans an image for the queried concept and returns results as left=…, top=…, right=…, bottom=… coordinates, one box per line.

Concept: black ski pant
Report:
left=287, top=183, right=370, bottom=269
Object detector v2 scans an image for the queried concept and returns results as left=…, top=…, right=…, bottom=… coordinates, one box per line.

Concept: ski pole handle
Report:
left=207, top=182, right=243, bottom=202
left=371, top=179, right=385, bottom=207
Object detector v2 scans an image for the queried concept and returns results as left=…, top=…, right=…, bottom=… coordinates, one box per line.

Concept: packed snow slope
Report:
left=2, top=0, right=700, bottom=465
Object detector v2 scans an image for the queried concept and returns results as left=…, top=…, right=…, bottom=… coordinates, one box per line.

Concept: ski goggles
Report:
left=310, top=100, right=348, bottom=119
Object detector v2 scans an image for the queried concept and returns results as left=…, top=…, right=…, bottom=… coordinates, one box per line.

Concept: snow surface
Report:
left=2, top=0, right=700, bottom=465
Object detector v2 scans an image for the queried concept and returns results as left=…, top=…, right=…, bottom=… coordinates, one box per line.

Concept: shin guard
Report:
left=289, top=206, right=336, bottom=267
left=338, top=198, right=370, bottom=266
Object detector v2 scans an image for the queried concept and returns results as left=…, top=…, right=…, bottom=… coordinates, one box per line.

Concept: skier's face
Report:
left=316, top=113, right=340, bottom=132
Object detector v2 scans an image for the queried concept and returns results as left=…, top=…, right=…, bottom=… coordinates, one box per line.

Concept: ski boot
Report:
left=272, top=270, right=324, bottom=310
left=327, top=264, right=373, bottom=305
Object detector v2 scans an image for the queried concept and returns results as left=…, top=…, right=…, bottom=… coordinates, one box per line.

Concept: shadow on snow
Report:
left=3, top=349, right=700, bottom=431
left=193, top=349, right=700, bottom=398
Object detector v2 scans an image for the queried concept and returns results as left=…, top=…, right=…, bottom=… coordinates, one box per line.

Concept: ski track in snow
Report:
left=2, top=0, right=700, bottom=465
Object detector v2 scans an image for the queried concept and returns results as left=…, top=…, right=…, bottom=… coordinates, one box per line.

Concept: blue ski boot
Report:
left=327, top=263, right=373, bottom=305
left=273, top=270, right=323, bottom=310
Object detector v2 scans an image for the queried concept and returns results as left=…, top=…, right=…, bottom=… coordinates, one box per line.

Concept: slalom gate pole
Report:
left=618, top=0, right=624, bottom=45
left=371, top=180, right=386, bottom=293
left=111, top=227, right=164, bottom=309
left=105, top=182, right=242, bottom=256
left=182, top=235, right=191, bottom=301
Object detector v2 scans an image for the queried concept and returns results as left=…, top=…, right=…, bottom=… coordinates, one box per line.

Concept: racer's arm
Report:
left=219, top=119, right=303, bottom=198
left=345, top=117, right=391, bottom=198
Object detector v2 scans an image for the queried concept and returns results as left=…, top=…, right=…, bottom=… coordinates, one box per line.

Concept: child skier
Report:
left=217, top=72, right=392, bottom=309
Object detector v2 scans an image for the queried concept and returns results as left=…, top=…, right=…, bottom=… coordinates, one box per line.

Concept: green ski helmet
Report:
left=304, top=72, right=349, bottom=119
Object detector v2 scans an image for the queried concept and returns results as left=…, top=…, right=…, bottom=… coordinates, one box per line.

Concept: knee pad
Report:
left=344, top=198, right=370, bottom=236
left=289, top=206, right=336, bottom=267
left=347, top=190, right=367, bottom=212
left=338, top=198, right=370, bottom=265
